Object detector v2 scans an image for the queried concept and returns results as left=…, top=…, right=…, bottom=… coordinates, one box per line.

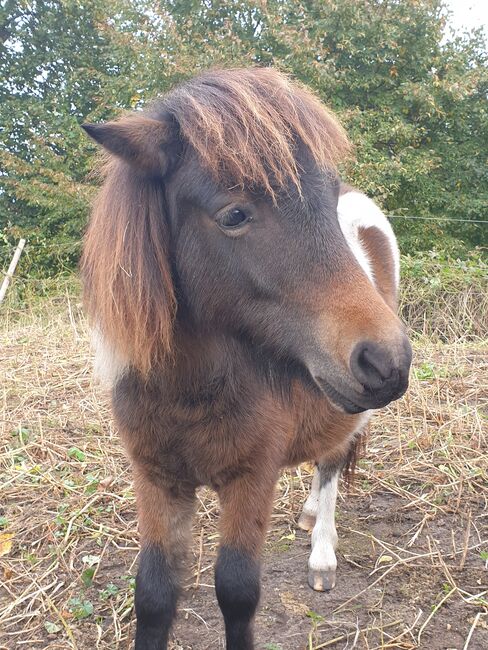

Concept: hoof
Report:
left=308, top=568, right=336, bottom=592
left=298, top=511, right=316, bottom=532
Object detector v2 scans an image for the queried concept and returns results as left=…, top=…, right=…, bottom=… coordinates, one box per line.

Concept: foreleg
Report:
left=215, top=470, right=278, bottom=650
left=298, top=464, right=320, bottom=532
left=132, top=463, right=195, bottom=650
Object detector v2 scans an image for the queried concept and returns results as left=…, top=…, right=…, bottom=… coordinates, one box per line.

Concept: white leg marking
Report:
left=298, top=467, right=320, bottom=531
left=308, top=471, right=339, bottom=591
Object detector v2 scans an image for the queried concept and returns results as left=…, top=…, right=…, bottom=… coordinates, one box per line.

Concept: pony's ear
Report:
left=82, top=115, right=179, bottom=176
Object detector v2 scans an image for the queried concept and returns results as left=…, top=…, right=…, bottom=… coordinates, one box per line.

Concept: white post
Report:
left=0, top=239, right=26, bottom=304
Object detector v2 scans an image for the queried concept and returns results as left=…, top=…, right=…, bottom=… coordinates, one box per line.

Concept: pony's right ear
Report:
left=82, top=115, right=179, bottom=176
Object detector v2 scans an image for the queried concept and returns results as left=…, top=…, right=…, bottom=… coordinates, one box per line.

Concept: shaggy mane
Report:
left=159, top=67, right=351, bottom=196
left=81, top=159, right=176, bottom=375
left=82, top=68, right=352, bottom=373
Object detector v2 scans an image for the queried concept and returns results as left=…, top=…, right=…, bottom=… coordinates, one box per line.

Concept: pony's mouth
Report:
left=313, top=374, right=408, bottom=414
left=313, top=376, right=367, bottom=414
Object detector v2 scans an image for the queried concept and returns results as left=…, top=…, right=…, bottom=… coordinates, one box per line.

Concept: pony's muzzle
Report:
left=310, top=332, right=412, bottom=414
left=349, top=337, right=412, bottom=406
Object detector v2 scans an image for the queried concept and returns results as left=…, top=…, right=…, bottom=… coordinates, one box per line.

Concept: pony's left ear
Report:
left=82, top=115, right=178, bottom=176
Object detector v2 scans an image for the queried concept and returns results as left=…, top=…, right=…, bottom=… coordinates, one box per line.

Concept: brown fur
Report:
left=343, top=429, right=368, bottom=485
left=358, top=225, right=398, bottom=310
left=81, top=69, right=352, bottom=374
left=112, top=344, right=368, bottom=557
left=312, top=274, right=401, bottom=375
left=81, top=67, right=411, bottom=647
left=83, top=116, right=177, bottom=175
left=338, top=181, right=356, bottom=196
left=81, top=159, right=176, bottom=374
left=163, top=67, right=352, bottom=198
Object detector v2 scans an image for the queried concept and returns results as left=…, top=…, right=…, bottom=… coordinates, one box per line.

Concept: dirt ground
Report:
left=1, top=292, right=487, bottom=649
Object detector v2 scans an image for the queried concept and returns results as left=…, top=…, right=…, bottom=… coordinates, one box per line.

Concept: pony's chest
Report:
left=113, top=369, right=289, bottom=483
left=112, top=366, right=367, bottom=483
left=283, top=383, right=368, bottom=465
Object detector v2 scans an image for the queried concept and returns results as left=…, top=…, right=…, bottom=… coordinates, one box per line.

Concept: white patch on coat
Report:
left=302, top=411, right=371, bottom=520
left=91, top=328, right=127, bottom=387
left=337, top=190, right=400, bottom=289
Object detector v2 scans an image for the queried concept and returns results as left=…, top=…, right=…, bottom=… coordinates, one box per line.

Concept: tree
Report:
left=1, top=0, right=486, bottom=276
left=0, top=0, right=132, bottom=272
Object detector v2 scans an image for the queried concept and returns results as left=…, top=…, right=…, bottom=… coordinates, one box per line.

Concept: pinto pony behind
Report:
left=81, top=68, right=411, bottom=650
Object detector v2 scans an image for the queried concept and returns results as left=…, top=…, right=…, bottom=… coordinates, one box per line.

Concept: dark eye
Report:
left=218, top=208, right=251, bottom=230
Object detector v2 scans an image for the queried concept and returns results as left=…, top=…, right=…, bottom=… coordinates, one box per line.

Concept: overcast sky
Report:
left=445, top=0, right=488, bottom=41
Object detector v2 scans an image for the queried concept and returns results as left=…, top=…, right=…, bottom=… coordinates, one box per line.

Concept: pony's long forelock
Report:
left=82, top=68, right=352, bottom=373
left=161, top=67, right=352, bottom=197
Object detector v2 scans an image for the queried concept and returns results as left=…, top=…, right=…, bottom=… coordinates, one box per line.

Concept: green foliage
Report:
left=44, top=620, right=62, bottom=634
left=68, top=597, right=94, bottom=620
left=306, top=609, right=325, bottom=624
left=81, top=567, right=96, bottom=587
left=400, top=249, right=487, bottom=339
left=414, top=362, right=437, bottom=380
left=1, top=0, right=487, bottom=277
left=401, top=248, right=487, bottom=287
left=67, top=446, right=86, bottom=462
left=100, top=582, right=119, bottom=600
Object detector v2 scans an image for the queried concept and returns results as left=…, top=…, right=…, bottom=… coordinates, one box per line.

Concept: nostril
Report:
left=350, top=342, right=393, bottom=391
left=360, top=347, right=391, bottom=381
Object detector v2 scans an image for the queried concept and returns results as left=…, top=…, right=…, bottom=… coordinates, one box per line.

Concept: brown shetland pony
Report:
left=81, top=68, right=411, bottom=650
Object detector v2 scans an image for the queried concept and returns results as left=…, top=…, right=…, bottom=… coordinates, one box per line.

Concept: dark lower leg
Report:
left=132, top=464, right=195, bottom=650
left=215, top=547, right=260, bottom=650
left=215, top=471, right=278, bottom=650
left=135, top=546, right=178, bottom=650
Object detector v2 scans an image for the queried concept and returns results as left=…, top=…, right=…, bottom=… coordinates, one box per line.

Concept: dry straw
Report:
left=1, top=277, right=487, bottom=648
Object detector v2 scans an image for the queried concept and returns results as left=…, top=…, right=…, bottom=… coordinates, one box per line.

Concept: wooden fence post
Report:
left=0, top=239, right=26, bottom=304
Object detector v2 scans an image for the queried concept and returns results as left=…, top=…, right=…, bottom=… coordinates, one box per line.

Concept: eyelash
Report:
left=217, top=208, right=252, bottom=230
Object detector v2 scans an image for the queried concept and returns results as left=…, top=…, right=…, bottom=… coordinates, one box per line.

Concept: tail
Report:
left=342, top=426, right=368, bottom=487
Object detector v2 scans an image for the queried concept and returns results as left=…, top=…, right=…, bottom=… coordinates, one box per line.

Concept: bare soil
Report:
left=167, top=491, right=487, bottom=649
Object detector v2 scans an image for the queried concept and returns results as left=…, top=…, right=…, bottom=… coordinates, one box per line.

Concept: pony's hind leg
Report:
left=298, top=465, right=320, bottom=532
left=132, top=463, right=195, bottom=650
left=305, top=422, right=369, bottom=591
left=307, top=463, right=340, bottom=592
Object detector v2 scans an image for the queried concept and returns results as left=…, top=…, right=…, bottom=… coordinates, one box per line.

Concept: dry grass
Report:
left=399, top=253, right=487, bottom=341
left=1, top=280, right=487, bottom=649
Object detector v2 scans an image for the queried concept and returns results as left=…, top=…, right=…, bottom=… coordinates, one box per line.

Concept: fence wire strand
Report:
left=387, top=214, right=488, bottom=224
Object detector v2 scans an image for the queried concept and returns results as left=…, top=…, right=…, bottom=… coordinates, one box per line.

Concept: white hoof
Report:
left=308, top=537, right=338, bottom=592
left=308, top=568, right=337, bottom=591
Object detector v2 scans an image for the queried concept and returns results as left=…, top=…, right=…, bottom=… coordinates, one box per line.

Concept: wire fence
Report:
left=387, top=215, right=488, bottom=224
left=1, top=213, right=486, bottom=280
